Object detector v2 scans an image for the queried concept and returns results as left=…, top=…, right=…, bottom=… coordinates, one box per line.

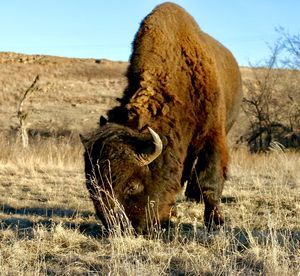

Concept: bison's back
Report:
left=129, top=3, right=240, bottom=125
left=110, top=2, right=241, bottom=139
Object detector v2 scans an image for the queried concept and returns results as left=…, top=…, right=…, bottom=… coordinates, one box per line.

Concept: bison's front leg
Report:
left=186, top=129, right=228, bottom=230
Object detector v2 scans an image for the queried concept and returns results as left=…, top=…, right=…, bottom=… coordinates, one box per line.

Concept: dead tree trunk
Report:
left=17, top=75, right=40, bottom=148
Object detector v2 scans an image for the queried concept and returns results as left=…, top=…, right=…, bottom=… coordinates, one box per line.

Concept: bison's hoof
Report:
left=204, top=206, right=225, bottom=231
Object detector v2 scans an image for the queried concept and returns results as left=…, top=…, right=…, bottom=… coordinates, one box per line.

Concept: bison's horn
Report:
left=137, top=127, right=163, bottom=166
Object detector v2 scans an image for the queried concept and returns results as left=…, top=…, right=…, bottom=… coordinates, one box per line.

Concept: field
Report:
left=0, top=53, right=299, bottom=275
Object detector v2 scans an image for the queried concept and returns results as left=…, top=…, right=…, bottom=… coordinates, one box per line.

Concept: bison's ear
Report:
left=99, top=116, right=108, bottom=126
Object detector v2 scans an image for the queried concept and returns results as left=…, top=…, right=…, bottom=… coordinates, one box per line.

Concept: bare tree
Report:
left=241, top=40, right=300, bottom=152
left=17, top=75, right=40, bottom=148
left=276, top=27, right=300, bottom=69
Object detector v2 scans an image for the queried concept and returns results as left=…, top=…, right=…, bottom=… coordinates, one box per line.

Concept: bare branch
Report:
left=17, top=75, right=40, bottom=148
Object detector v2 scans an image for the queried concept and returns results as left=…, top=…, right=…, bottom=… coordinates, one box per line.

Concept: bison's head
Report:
left=81, top=123, right=174, bottom=233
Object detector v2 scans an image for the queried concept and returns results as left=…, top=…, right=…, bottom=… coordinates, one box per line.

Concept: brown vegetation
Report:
left=0, top=51, right=299, bottom=274
left=240, top=45, right=300, bottom=152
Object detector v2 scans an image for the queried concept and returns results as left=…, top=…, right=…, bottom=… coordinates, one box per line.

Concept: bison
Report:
left=81, top=2, right=242, bottom=233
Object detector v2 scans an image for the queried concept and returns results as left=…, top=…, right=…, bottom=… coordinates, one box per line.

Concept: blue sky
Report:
left=1, top=1, right=299, bottom=66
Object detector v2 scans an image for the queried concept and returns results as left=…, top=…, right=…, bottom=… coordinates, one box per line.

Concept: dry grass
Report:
left=0, top=135, right=299, bottom=275
left=0, top=53, right=299, bottom=275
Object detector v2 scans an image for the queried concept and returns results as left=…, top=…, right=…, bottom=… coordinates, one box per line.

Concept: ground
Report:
left=0, top=53, right=299, bottom=275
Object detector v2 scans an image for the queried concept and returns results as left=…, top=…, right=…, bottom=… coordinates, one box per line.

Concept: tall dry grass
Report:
left=0, top=136, right=299, bottom=275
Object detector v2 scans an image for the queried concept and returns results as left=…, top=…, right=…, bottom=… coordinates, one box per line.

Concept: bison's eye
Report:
left=126, top=182, right=144, bottom=195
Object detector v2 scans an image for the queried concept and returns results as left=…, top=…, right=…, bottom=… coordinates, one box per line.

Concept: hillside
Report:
left=2, top=52, right=300, bottom=148
left=0, top=52, right=127, bottom=137
left=0, top=52, right=252, bottom=141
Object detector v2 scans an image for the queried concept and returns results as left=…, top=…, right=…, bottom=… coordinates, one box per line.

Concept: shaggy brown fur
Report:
left=82, top=2, right=242, bottom=232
